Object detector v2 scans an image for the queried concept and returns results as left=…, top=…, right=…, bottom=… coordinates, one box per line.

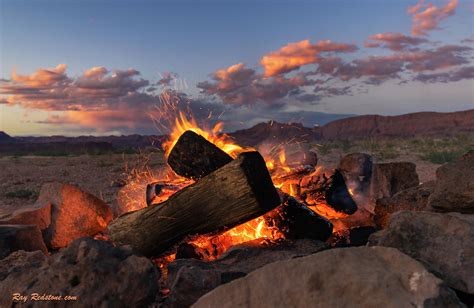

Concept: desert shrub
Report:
left=313, top=143, right=334, bottom=155
left=5, top=189, right=38, bottom=199
left=419, top=150, right=463, bottom=164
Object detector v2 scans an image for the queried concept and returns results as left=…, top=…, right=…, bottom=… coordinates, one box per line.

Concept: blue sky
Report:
left=1, top=0, right=473, bottom=135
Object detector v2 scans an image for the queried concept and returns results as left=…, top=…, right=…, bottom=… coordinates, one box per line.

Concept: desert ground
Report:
left=1, top=135, right=472, bottom=214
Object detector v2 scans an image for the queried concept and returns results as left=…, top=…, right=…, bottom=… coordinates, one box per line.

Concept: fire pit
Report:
left=109, top=119, right=365, bottom=268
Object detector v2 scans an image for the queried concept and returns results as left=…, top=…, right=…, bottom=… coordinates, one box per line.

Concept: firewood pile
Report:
left=1, top=128, right=473, bottom=308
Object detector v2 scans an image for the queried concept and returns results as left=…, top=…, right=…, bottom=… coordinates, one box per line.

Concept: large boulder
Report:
left=369, top=211, right=474, bottom=293
left=0, top=238, right=160, bottom=307
left=37, top=182, right=113, bottom=248
left=0, top=225, right=48, bottom=259
left=193, top=246, right=462, bottom=308
left=374, top=181, right=436, bottom=228
left=428, top=151, right=474, bottom=213
left=166, top=239, right=326, bottom=307
left=370, top=162, right=420, bottom=201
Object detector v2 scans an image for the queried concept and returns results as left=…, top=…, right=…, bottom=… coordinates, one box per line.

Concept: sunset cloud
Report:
left=365, top=32, right=429, bottom=51
left=260, top=40, right=357, bottom=77
left=197, top=63, right=316, bottom=105
left=414, top=66, right=474, bottom=83
left=1, top=65, right=153, bottom=111
left=408, top=0, right=458, bottom=36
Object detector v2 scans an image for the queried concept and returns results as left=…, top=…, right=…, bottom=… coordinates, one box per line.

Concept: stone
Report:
left=370, top=162, right=420, bottom=201
left=338, top=152, right=373, bottom=195
left=166, top=239, right=326, bottom=307
left=0, top=201, right=51, bottom=230
left=369, top=211, right=474, bottom=293
left=0, top=238, right=160, bottom=307
left=37, top=182, right=113, bottom=248
left=0, top=225, right=48, bottom=259
left=193, top=246, right=463, bottom=308
left=374, top=181, right=436, bottom=228
left=428, top=151, right=474, bottom=213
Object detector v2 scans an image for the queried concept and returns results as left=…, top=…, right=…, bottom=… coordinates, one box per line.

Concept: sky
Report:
left=0, top=0, right=473, bottom=136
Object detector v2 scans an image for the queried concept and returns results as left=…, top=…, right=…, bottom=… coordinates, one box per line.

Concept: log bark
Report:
left=167, top=130, right=233, bottom=179
left=270, top=190, right=333, bottom=241
left=109, top=151, right=281, bottom=256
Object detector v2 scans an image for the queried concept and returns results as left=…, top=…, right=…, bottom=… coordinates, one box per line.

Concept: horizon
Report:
left=1, top=0, right=473, bottom=136
left=3, top=107, right=473, bottom=138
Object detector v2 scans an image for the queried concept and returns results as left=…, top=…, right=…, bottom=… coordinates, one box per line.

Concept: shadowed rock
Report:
left=369, top=211, right=474, bottom=294
left=0, top=225, right=48, bottom=259
left=166, top=239, right=327, bottom=307
left=428, top=151, right=474, bottom=213
left=193, top=246, right=463, bottom=308
left=0, top=238, right=160, bottom=307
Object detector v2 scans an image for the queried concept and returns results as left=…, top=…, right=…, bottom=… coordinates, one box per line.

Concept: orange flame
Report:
left=162, top=111, right=250, bottom=158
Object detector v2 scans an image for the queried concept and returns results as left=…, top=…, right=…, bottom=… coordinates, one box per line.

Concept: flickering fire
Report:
left=122, top=89, right=360, bottom=269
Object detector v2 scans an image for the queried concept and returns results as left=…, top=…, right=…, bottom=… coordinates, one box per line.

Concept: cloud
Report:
left=461, top=35, right=474, bottom=44
left=260, top=40, right=357, bottom=77
left=414, top=66, right=474, bottom=83
left=365, top=32, right=429, bottom=51
left=197, top=63, right=316, bottom=106
left=408, top=0, right=458, bottom=36
left=313, top=44, right=471, bottom=84
left=11, top=63, right=69, bottom=87
left=157, top=72, right=178, bottom=86
left=1, top=64, right=153, bottom=112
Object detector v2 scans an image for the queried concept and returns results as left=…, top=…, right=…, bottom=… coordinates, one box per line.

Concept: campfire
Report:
left=108, top=102, right=370, bottom=270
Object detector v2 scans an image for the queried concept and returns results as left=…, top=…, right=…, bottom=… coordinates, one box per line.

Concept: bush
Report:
left=5, top=189, right=38, bottom=199
left=419, top=150, right=463, bottom=164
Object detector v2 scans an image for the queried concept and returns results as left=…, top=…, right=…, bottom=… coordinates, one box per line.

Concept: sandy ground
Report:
left=0, top=153, right=166, bottom=213
left=0, top=150, right=439, bottom=214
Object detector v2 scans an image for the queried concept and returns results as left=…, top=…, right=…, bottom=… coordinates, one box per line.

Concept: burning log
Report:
left=273, top=191, right=333, bottom=241
left=325, top=170, right=358, bottom=214
left=108, top=151, right=281, bottom=256
left=167, top=130, right=233, bottom=179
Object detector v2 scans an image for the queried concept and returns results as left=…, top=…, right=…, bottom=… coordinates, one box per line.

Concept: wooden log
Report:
left=167, top=130, right=233, bottom=179
left=109, top=151, right=281, bottom=256
left=270, top=191, right=333, bottom=241
left=325, top=169, right=358, bottom=214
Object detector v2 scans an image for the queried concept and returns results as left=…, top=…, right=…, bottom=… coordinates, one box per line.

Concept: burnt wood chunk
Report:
left=270, top=191, right=333, bottom=242
left=167, top=130, right=233, bottom=179
left=325, top=169, right=358, bottom=214
left=109, top=151, right=281, bottom=256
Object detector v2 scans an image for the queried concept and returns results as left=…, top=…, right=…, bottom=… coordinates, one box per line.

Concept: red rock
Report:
left=318, top=110, right=474, bottom=139
left=370, top=162, right=420, bottom=201
left=37, top=182, right=113, bottom=249
left=0, top=201, right=51, bottom=230
left=0, top=225, right=48, bottom=258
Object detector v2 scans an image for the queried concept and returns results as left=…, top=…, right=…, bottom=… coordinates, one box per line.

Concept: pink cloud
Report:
left=260, top=40, right=357, bottom=77
left=365, top=32, right=429, bottom=51
left=197, top=63, right=316, bottom=105
left=408, top=0, right=458, bottom=36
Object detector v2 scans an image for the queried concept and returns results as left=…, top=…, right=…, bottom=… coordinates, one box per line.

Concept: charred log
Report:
left=270, top=191, right=333, bottom=242
left=325, top=170, right=358, bottom=214
left=108, top=151, right=281, bottom=256
left=167, top=130, right=233, bottom=179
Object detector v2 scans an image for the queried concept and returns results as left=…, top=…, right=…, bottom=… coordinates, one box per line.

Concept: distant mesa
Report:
left=1, top=109, right=473, bottom=154
left=230, top=109, right=474, bottom=146
left=0, top=131, right=16, bottom=143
